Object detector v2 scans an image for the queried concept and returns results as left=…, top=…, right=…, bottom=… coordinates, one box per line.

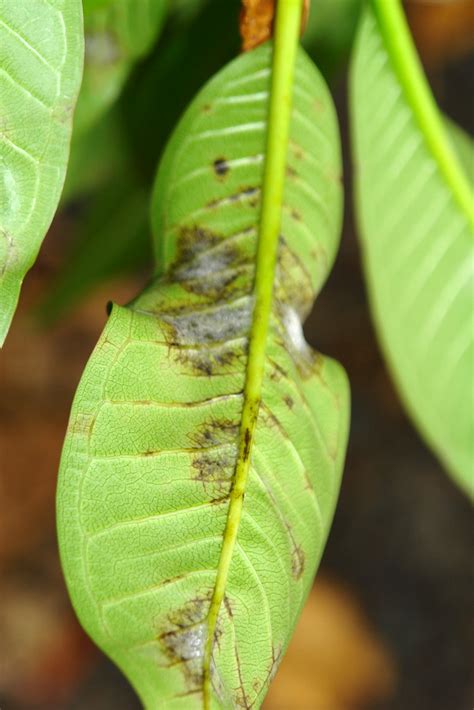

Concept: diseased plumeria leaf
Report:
left=57, top=34, right=349, bottom=710
left=0, top=0, right=83, bottom=345
left=74, top=0, right=167, bottom=134
left=351, top=4, right=474, bottom=495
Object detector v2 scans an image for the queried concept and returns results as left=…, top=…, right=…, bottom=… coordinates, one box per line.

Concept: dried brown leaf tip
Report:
left=240, top=0, right=310, bottom=52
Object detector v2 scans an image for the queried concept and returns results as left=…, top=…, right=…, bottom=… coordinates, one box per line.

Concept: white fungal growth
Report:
left=282, top=305, right=310, bottom=355
left=173, top=623, right=206, bottom=661
left=163, top=297, right=254, bottom=344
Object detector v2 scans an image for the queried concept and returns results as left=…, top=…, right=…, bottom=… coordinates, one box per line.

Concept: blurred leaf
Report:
left=0, top=0, right=83, bottom=345
left=74, top=0, right=167, bottom=135
left=41, top=177, right=150, bottom=322
left=63, top=106, right=128, bottom=203
left=303, top=0, right=362, bottom=78
left=121, top=0, right=241, bottom=182
left=351, top=5, right=474, bottom=494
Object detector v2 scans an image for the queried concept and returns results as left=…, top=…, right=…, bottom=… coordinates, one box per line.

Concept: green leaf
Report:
left=57, top=34, right=349, bottom=710
left=351, top=4, right=474, bottom=495
left=0, top=0, right=83, bottom=345
left=445, top=118, right=474, bottom=184
left=74, top=0, right=167, bottom=134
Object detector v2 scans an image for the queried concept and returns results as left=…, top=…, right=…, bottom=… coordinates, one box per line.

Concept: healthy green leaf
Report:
left=57, top=35, right=349, bottom=710
left=351, top=3, right=474, bottom=495
left=445, top=119, right=474, bottom=184
left=74, top=0, right=167, bottom=134
left=0, top=0, right=83, bottom=345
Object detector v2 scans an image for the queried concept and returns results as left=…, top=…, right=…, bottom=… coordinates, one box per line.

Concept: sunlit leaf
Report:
left=351, top=6, right=474, bottom=494
left=58, top=40, right=349, bottom=707
left=0, top=0, right=83, bottom=345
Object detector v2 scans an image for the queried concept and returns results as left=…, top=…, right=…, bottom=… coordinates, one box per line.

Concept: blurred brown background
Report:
left=1, top=2, right=473, bottom=708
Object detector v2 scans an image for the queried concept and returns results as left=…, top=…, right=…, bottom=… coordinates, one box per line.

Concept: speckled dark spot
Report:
left=191, top=418, right=240, bottom=449
left=206, top=186, right=260, bottom=209
left=192, top=446, right=237, bottom=496
left=175, top=226, right=222, bottom=265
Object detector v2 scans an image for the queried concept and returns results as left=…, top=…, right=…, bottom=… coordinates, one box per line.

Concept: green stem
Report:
left=202, top=0, right=303, bottom=706
left=371, top=0, right=473, bottom=225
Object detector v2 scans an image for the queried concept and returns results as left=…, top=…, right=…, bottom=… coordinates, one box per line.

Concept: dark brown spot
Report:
left=283, top=395, right=294, bottom=409
left=175, top=225, right=222, bottom=265
left=213, top=157, right=229, bottom=177
left=191, top=418, right=240, bottom=449
left=206, top=186, right=259, bottom=209
left=290, top=209, right=301, bottom=221
left=286, top=165, right=297, bottom=178
left=268, top=358, right=288, bottom=382
left=224, top=595, right=234, bottom=618
left=210, top=495, right=230, bottom=505
left=192, top=448, right=236, bottom=499
left=192, top=448, right=236, bottom=490
left=174, top=341, right=246, bottom=378
left=242, top=427, right=251, bottom=461
left=202, top=103, right=212, bottom=113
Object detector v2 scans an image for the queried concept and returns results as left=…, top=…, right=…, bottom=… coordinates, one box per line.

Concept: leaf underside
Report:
left=351, top=9, right=474, bottom=495
left=0, top=0, right=83, bottom=345
left=57, top=43, right=349, bottom=709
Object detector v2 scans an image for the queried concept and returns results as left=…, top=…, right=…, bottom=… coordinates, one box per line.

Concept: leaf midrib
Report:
left=201, top=1, right=305, bottom=707
left=371, top=0, right=474, bottom=225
